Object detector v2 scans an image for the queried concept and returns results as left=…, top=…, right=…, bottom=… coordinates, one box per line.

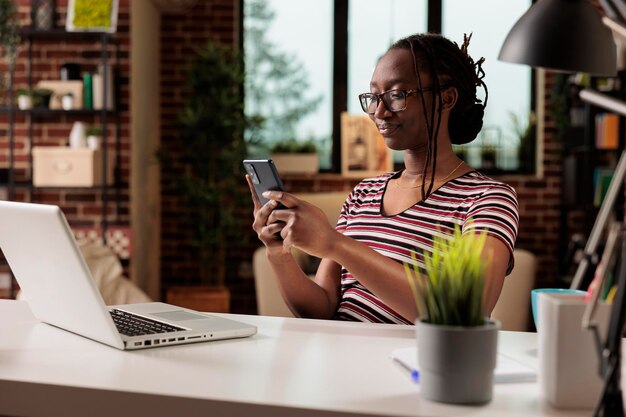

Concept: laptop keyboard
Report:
left=110, top=309, right=185, bottom=336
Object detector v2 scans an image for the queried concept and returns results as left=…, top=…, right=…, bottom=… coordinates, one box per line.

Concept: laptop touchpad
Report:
left=152, top=311, right=209, bottom=321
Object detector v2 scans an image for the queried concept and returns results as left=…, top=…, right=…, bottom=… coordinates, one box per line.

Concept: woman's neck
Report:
left=402, top=144, right=459, bottom=178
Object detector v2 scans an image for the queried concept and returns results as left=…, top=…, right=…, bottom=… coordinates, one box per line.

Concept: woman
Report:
left=247, top=33, right=519, bottom=324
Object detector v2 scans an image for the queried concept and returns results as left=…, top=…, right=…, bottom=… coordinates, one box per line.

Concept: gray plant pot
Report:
left=416, top=319, right=500, bottom=404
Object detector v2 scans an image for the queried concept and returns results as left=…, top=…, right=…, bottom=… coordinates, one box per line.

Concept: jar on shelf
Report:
left=31, top=0, right=56, bottom=30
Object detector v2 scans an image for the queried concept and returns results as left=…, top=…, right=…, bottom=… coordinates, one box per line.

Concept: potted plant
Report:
left=270, top=139, right=319, bottom=174
left=0, top=0, right=19, bottom=108
left=405, top=226, right=499, bottom=404
left=16, top=88, right=33, bottom=110
left=61, top=91, right=75, bottom=110
left=86, top=125, right=102, bottom=149
left=452, top=144, right=468, bottom=162
left=160, top=40, right=250, bottom=313
left=480, top=145, right=497, bottom=170
left=510, top=111, right=537, bottom=175
left=32, top=87, right=53, bottom=109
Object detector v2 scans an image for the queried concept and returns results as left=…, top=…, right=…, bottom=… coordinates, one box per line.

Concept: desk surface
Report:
left=0, top=300, right=594, bottom=417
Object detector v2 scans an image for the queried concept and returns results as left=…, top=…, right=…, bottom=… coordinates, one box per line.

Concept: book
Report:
left=596, top=113, right=619, bottom=150
left=593, top=167, right=614, bottom=207
left=83, top=73, right=93, bottom=109
left=390, top=347, right=537, bottom=384
left=93, top=64, right=115, bottom=110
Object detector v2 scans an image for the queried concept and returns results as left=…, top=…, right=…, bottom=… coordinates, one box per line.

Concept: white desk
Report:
left=0, top=300, right=597, bottom=416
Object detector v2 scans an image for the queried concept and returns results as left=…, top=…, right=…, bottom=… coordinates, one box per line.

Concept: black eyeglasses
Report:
left=358, top=87, right=436, bottom=115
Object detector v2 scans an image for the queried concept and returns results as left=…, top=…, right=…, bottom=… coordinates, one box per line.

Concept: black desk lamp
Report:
left=499, top=1, right=621, bottom=416
left=498, top=0, right=616, bottom=77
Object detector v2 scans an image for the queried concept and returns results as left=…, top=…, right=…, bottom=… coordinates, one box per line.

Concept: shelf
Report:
left=5, top=24, right=122, bottom=244
left=19, top=28, right=116, bottom=42
left=0, top=107, right=115, bottom=116
left=8, top=182, right=115, bottom=191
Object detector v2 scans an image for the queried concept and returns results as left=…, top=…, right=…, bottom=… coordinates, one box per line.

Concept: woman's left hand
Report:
left=262, top=190, right=341, bottom=258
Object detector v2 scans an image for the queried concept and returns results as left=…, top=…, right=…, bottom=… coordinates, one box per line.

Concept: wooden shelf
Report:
left=0, top=107, right=115, bottom=116
left=19, top=28, right=116, bottom=41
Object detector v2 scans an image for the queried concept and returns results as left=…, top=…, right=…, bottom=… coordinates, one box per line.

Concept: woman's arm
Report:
left=481, top=237, right=510, bottom=314
left=265, top=190, right=420, bottom=321
left=265, top=189, right=514, bottom=322
left=247, top=176, right=342, bottom=319
left=265, top=250, right=342, bottom=319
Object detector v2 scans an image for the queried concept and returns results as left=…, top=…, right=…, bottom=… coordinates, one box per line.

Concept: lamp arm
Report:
left=580, top=89, right=626, bottom=117
left=603, top=16, right=626, bottom=39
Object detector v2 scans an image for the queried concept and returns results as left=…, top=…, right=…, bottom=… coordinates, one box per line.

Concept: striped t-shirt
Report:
left=332, top=170, right=519, bottom=324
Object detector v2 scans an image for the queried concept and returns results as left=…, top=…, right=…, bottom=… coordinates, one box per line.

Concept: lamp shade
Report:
left=498, top=0, right=617, bottom=76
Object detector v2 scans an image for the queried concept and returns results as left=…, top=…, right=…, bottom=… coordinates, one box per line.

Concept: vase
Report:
left=416, top=319, right=499, bottom=404
left=271, top=153, right=319, bottom=175
left=69, top=121, right=87, bottom=148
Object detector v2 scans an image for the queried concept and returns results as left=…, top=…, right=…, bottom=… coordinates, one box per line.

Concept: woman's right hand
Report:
left=246, top=175, right=287, bottom=254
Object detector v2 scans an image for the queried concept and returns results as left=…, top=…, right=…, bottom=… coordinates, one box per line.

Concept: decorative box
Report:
left=33, top=147, right=114, bottom=187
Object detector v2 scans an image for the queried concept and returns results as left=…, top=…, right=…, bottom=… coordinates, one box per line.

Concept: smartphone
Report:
left=243, top=159, right=285, bottom=206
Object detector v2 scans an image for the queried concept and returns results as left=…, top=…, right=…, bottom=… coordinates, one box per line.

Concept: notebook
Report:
left=391, top=347, right=537, bottom=384
left=0, top=201, right=257, bottom=350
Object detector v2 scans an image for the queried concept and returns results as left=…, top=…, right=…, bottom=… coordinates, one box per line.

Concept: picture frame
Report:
left=340, top=112, right=392, bottom=178
left=66, top=0, right=119, bottom=33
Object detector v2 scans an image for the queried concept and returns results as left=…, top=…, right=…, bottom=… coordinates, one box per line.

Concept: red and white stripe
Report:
left=333, top=171, right=519, bottom=324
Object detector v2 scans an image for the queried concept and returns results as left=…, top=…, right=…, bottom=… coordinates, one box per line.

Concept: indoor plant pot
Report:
left=416, top=318, right=499, bottom=404
left=166, top=285, right=230, bottom=313
left=16, top=89, right=33, bottom=110
left=271, top=152, right=319, bottom=174
left=33, top=87, right=53, bottom=109
left=158, top=40, right=250, bottom=311
left=270, top=139, right=319, bottom=175
left=406, top=225, right=498, bottom=404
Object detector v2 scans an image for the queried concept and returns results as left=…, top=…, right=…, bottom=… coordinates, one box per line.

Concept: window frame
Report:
left=240, top=0, right=537, bottom=175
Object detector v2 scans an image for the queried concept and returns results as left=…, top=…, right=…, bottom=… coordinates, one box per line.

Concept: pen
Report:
left=392, top=356, right=419, bottom=383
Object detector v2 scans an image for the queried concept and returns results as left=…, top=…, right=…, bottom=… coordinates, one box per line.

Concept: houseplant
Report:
left=480, top=145, right=497, bottom=170
left=61, top=91, right=75, bottom=110
left=161, top=39, right=250, bottom=312
left=85, top=125, right=102, bottom=149
left=32, top=87, right=53, bottom=108
left=510, top=111, right=536, bottom=174
left=405, top=226, right=499, bottom=404
left=270, top=139, right=319, bottom=174
left=0, top=0, right=19, bottom=108
left=16, top=88, right=33, bottom=110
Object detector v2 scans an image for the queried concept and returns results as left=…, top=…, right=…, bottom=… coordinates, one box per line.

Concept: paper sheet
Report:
left=391, top=347, right=537, bottom=384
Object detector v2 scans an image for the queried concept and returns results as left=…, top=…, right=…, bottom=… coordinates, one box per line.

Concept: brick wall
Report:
left=1, top=0, right=568, bottom=311
left=0, top=1, right=131, bottom=259
left=158, top=0, right=261, bottom=313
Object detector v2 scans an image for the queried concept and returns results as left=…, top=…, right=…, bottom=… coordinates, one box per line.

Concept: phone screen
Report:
left=243, top=159, right=285, bottom=206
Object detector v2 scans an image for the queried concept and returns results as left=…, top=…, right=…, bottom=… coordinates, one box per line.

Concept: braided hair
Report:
left=389, top=33, right=487, bottom=197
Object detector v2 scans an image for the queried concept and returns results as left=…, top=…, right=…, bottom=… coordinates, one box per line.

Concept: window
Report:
left=443, top=0, right=533, bottom=173
left=244, top=0, right=534, bottom=174
left=244, top=0, right=334, bottom=169
left=348, top=0, right=427, bottom=165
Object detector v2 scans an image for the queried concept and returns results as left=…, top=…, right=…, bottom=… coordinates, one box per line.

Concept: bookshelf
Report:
left=2, top=28, right=122, bottom=298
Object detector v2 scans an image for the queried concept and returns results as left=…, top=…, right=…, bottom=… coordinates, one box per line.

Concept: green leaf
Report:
left=405, top=223, right=490, bottom=327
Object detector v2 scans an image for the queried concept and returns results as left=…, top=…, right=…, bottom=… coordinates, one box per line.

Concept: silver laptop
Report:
left=0, top=201, right=257, bottom=350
